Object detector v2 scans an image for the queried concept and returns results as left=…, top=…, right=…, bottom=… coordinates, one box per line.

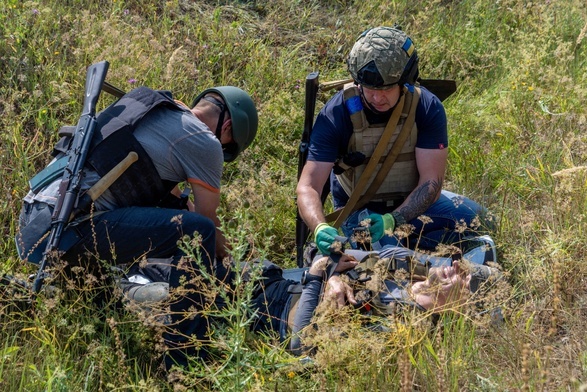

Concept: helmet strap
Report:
left=201, top=95, right=228, bottom=141
left=215, top=109, right=226, bottom=141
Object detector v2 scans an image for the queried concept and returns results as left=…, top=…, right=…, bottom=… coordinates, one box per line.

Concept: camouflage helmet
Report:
left=347, top=27, right=419, bottom=89
left=193, top=86, right=258, bottom=162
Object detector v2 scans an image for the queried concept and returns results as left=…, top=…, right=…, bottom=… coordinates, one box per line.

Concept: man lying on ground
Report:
left=121, top=244, right=503, bottom=357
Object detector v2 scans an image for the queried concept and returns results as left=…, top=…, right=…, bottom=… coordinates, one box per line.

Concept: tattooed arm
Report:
left=395, top=147, right=447, bottom=222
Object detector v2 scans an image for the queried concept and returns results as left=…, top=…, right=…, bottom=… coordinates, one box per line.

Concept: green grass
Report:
left=2, top=0, right=587, bottom=390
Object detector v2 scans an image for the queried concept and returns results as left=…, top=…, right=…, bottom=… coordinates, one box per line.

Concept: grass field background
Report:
left=1, top=0, right=587, bottom=390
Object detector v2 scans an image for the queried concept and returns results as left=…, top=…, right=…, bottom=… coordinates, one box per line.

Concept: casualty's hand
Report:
left=333, top=253, right=359, bottom=273
left=325, top=275, right=357, bottom=309
left=321, top=253, right=359, bottom=308
left=368, top=213, right=395, bottom=242
left=310, top=254, right=359, bottom=276
left=314, top=223, right=339, bottom=255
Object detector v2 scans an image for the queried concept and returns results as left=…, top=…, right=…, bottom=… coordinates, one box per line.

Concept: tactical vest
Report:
left=57, top=87, right=183, bottom=209
left=335, top=84, right=420, bottom=205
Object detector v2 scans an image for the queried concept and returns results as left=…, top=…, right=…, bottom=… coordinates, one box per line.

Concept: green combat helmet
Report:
left=347, top=26, right=419, bottom=89
left=193, top=86, right=258, bottom=162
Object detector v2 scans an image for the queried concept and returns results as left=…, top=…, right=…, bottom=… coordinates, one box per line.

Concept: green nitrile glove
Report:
left=368, top=213, right=395, bottom=242
left=314, top=223, right=339, bottom=255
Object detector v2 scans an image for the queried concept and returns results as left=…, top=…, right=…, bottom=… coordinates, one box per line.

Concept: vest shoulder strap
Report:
left=343, top=85, right=368, bottom=132
left=401, top=85, right=421, bottom=123
left=92, top=87, right=181, bottom=148
left=86, top=87, right=184, bottom=208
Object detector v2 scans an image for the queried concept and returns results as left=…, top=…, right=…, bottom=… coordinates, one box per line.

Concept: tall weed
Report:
left=1, top=0, right=587, bottom=389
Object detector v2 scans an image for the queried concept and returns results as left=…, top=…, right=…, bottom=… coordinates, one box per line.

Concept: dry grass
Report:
left=1, top=0, right=587, bottom=390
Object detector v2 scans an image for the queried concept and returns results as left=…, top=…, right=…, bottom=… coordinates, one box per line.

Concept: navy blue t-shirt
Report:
left=307, top=85, right=448, bottom=209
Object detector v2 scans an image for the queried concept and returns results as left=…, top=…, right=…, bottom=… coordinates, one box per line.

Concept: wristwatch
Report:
left=301, top=270, right=323, bottom=285
left=391, top=211, right=407, bottom=226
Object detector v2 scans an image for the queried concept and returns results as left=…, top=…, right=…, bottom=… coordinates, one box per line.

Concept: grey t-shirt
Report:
left=25, top=105, right=223, bottom=210
left=133, top=106, right=223, bottom=188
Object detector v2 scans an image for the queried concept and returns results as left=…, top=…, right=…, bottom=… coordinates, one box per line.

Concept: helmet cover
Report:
left=347, top=27, right=419, bottom=89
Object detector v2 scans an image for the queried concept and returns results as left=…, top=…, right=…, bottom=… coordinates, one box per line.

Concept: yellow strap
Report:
left=354, top=87, right=420, bottom=211
left=329, top=93, right=407, bottom=228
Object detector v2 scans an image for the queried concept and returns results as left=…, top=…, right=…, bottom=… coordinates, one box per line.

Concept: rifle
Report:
left=32, top=61, right=110, bottom=293
left=295, top=72, right=319, bottom=267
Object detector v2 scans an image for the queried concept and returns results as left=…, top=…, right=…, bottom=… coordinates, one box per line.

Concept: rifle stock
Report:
left=295, top=72, right=319, bottom=267
left=32, top=61, right=110, bottom=293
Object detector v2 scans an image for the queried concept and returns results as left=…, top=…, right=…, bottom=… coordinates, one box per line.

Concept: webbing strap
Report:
left=354, top=87, right=420, bottom=211
left=385, top=256, right=429, bottom=279
left=344, top=86, right=367, bottom=153
left=327, top=92, right=407, bottom=228
left=287, top=284, right=303, bottom=331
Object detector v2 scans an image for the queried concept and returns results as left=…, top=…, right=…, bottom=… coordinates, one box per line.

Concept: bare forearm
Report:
left=396, top=178, right=442, bottom=222
left=297, top=161, right=334, bottom=232
left=297, top=188, right=327, bottom=232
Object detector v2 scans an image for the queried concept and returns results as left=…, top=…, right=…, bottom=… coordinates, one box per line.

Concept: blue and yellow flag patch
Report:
left=402, top=38, right=415, bottom=57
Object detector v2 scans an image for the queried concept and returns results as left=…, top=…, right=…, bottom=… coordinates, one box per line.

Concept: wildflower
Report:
left=470, top=216, right=481, bottom=230
left=452, top=196, right=464, bottom=208
left=454, top=219, right=467, bottom=233
left=32, top=9, right=39, bottom=15
left=128, top=78, right=137, bottom=84
left=124, top=9, right=129, bottom=15
left=394, top=223, right=415, bottom=239
left=418, top=215, right=433, bottom=225
left=287, top=371, right=295, bottom=379
left=171, top=214, right=182, bottom=224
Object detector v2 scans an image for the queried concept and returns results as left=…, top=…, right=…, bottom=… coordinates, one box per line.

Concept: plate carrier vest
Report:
left=52, top=86, right=183, bottom=209
left=335, top=84, right=420, bottom=205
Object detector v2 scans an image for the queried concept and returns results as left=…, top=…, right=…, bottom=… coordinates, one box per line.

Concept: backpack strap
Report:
left=286, top=283, right=303, bottom=333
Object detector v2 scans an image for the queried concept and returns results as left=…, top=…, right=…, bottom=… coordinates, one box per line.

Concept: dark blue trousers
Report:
left=63, top=206, right=216, bottom=370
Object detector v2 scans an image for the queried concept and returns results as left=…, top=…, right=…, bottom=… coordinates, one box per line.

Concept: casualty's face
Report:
left=361, top=84, right=401, bottom=112
left=412, top=262, right=471, bottom=309
left=428, top=264, right=469, bottom=300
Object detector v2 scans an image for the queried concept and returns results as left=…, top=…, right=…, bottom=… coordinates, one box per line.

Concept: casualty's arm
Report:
left=312, top=255, right=359, bottom=309
left=290, top=255, right=357, bottom=353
